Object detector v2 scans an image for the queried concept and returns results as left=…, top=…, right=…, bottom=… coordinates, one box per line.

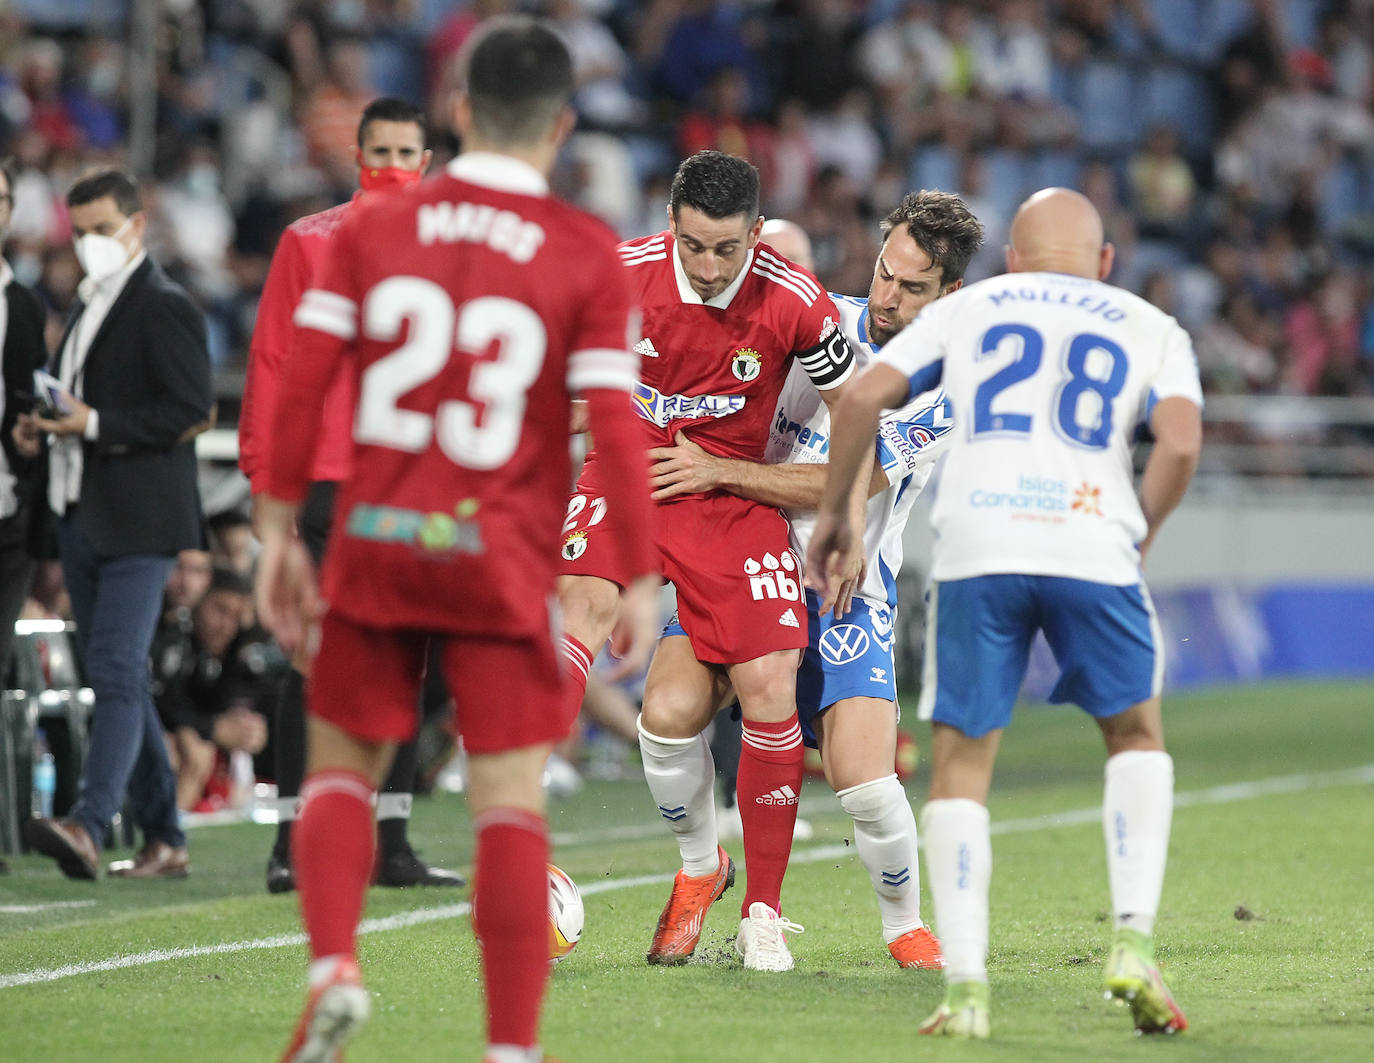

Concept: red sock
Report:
left=736, top=715, right=803, bottom=916
left=294, top=770, right=376, bottom=959
left=559, top=635, right=593, bottom=729
left=473, top=807, right=550, bottom=1050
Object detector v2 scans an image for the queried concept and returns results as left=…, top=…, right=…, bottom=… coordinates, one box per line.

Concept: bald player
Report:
left=809, top=188, right=1202, bottom=1038
left=759, top=218, right=814, bottom=271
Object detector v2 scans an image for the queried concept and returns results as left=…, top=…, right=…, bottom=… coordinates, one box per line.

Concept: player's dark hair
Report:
left=357, top=96, right=428, bottom=149
left=669, top=150, right=760, bottom=223
left=462, top=16, right=573, bottom=145
left=880, top=190, right=985, bottom=287
left=67, top=168, right=142, bottom=217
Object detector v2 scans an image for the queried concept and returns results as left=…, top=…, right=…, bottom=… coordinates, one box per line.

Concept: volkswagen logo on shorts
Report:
left=819, top=624, right=869, bottom=665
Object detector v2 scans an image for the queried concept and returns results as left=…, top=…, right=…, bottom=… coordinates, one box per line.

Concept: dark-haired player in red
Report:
left=559, top=150, right=863, bottom=972
left=255, top=18, right=656, bottom=1063
left=239, top=95, right=466, bottom=894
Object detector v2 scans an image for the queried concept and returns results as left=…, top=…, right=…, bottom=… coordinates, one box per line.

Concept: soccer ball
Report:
left=548, top=863, right=583, bottom=964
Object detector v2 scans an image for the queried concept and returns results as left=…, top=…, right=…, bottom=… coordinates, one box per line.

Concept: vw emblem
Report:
left=819, top=624, right=869, bottom=665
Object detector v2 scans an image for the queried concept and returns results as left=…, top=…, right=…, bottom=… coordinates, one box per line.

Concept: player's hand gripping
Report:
left=605, top=574, right=661, bottom=680
left=806, top=508, right=865, bottom=617
left=647, top=431, right=728, bottom=500
left=253, top=495, right=324, bottom=656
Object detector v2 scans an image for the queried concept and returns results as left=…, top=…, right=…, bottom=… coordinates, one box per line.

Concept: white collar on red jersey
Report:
left=672, top=239, right=754, bottom=310
left=446, top=152, right=549, bottom=197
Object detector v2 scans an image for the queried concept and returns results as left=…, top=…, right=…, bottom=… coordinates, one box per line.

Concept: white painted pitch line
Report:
left=2, top=763, right=1369, bottom=991
left=0, top=901, right=97, bottom=915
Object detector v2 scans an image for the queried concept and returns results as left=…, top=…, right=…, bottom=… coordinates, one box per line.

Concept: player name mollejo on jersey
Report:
left=982, top=283, right=1128, bottom=321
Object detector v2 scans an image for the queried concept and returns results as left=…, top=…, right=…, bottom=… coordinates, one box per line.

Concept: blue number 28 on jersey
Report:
left=973, top=323, right=1128, bottom=450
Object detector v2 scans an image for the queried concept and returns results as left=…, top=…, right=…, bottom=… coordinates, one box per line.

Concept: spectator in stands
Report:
left=1129, top=124, right=1197, bottom=242
left=150, top=566, right=273, bottom=814
left=299, top=37, right=377, bottom=195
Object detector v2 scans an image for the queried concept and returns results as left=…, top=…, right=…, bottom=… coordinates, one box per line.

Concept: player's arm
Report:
left=809, top=361, right=915, bottom=607
left=241, top=227, right=311, bottom=536
left=1136, top=395, right=1202, bottom=563
left=647, top=429, right=889, bottom=508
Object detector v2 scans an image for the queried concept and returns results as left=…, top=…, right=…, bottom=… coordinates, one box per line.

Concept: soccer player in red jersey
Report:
left=239, top=97, right=467, bottom=894
left=254, top=19, right=657, bottom=1063
left=558, top=150, right=866, bottom=971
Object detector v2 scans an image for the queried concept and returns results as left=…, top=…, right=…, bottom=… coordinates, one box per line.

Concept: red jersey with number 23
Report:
left=268, top=153, right=655, bottom=637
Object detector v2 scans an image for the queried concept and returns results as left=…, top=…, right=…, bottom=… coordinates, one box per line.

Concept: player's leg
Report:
left=556, top=572, right=623, bottom=721
left=816, top=696, right=941, bottom=968
left=727, top=647, right=806, bottom=971
left=1040, top=577, right=1184, bottom=1033
left=638, top=633, right=735, bottom=964
left=279, top=614, right=418, bottom=1063
left=373, top=728, right=465, bottom=888
left=915, top=575, right=1034, bottom=1038
left=443, top=630, right=566, bottom=1063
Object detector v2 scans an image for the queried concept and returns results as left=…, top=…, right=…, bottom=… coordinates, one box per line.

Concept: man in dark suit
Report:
left=0, top=157, right=49, bottom=685
left=13, top=168, right=213, bottom=880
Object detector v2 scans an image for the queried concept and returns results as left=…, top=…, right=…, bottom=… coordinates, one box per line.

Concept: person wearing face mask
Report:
left=0, top=156, right=50, bottom=690
left=13, top=168, right=213, bottom=881
left=239, top=96, right=466, bottom=895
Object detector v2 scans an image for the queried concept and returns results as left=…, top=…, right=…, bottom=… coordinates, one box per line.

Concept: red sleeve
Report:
left=239, top=226, right=313, bottom=493
left=570, top=235, right=655, bottom=581
left=266, top=219, right=359, bottom=503
left=583, top=387, right=656, bottom=581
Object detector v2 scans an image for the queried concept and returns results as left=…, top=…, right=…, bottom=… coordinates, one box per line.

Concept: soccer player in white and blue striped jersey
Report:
left=648, top=193, right=984, bottom=970
left=810, top=188, right=1202, bottom=1039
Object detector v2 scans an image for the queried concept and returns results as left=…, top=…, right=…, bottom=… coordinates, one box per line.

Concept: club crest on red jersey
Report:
left=562, top=529, right=589, bottom=560
left=731, top=347, right=761, bottom=382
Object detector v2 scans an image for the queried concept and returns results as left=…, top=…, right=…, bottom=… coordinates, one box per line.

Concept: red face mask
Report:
left=358, top=164, right=423, bottom=193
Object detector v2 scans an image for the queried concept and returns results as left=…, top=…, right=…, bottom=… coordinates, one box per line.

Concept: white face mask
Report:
left=73, top=217, right=134, bottom=283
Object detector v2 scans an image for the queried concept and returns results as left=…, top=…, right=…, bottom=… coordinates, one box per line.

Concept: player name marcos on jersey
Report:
left=416, top=199, right=545, bottom=263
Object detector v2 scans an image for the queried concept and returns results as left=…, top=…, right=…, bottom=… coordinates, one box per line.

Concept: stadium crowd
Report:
left=2, top=1, right=1373, bottom=815
left=0, top=0, right=1371, bottom=398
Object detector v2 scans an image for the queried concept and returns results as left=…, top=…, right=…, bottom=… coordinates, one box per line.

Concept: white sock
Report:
left=920, top=798, right=991, bottom=985
left=638, top=717, right=720, bottom=877
left=307, top=954, right=351, bottom=988
left=1103, top=750, right=1173, bottom=937
left=837, top=774, right=923, bottom=941
left=485, top=1044, right=540, bottom=1063
left=276, top=794, right=301, bottom=823
left=375, top=792, right=413, bottom=821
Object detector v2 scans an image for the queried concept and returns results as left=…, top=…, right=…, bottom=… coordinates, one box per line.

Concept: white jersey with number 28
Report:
left=877, top=271, right=1203, bottom=586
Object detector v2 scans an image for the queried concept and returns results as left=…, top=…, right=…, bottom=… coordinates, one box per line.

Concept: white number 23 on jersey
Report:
left=355, top=276, right=546, bottom=470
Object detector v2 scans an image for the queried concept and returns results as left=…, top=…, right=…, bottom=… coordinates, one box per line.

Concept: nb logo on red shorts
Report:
left=744, top=551, right=801, bottom=602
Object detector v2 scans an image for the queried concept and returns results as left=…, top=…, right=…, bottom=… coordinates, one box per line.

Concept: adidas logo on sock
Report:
left=756, top=785, right=798, bottom=806
left=634, top=337, right=659, bottom=357
left=779, top=608, right=799, bottom=628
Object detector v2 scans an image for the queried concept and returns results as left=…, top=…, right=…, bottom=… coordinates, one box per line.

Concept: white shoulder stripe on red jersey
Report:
left=618, top=235, right=666, bottom=260
left=293, top=288, right=358, bottom=341
left=751, top=259, right=817, bottom=307
left=567, top=348, right=640, bottom=393
left=755, top=248, right=821, bottom=299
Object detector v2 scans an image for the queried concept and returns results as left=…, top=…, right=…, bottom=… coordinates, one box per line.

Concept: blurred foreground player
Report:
left=255, top=19, right=656, bottom=1063
left=240, top=96, right=465, bottom=892
left=811, top=188, right=1201, bottom=1038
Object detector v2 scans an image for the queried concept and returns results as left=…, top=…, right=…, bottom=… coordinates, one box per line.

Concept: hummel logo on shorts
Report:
left=756, top=785, right=798, bottom=806
left=779, top=608, right=800, bottom=628
left=634, top=337, right=659, bottom=357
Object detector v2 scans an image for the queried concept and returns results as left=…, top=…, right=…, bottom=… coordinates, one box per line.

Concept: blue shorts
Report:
left=796, top=591, right=899, bottom=748
left=663, top=592, right=898, bottom=749
left=917, top=574, right=1162, bottom=738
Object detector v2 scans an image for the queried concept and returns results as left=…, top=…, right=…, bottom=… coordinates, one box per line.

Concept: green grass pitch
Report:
left=1, top=679, right=1371, bottom=1061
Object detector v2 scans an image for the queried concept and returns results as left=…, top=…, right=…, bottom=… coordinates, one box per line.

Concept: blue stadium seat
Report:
left=909, top=144, right=960, bottom=198
left=370, top=36, right=425, bottom=105
left=1147, top=0, right=1208, bottom=62
left=1319, top=156, right=1366, bottom=236
left=981, top=149, right=1031, bottom=222
left=1028, top=148, right=1082, bottom=194
left=1141, top=66, right=1215, bottom=153
left=1077, top=60, right=1142, bottom=151
left=1283, top=0, right=1322, bottom=49
left=1201, top=0, right=1256, bottom=60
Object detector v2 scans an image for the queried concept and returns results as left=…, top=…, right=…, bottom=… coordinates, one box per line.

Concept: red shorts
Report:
left=560, top=464, right=806, bottom=664
left=308, top=610, right=570, bottom=754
